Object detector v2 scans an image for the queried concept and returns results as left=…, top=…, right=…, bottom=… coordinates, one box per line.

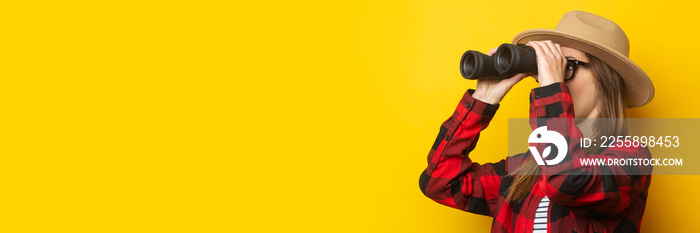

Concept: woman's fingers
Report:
left=527, top=40, right=567, bottom=86
left=543, top=41, right=567, bottom=64
left=529, top=40, right=566, bottom=61
left=554, top=43, right=564, bottom=59
left=502, top=73, right=528, bottom=87
left=487, top=47, right=498, bottom=56
left=527, top=41, right=541, bottom=56
left=529, top=41, right=552, bottom=58
left=546, top=41, right=567, bottom=68
left=542, top=41, right=559, bottom=58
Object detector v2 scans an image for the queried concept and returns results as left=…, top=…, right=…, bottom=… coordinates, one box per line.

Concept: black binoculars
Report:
left=460, top=43, right=538, bottom=80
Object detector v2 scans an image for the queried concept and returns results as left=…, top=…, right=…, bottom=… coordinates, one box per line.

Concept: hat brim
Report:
left=512, top=29, right=654, bottom=108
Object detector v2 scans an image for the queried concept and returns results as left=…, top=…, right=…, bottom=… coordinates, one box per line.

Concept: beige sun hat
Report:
left=512, top=10, right=654, bottom=107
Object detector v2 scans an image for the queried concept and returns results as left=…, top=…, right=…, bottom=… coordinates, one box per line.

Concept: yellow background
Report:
left=2, top=0, right=699, bottom=232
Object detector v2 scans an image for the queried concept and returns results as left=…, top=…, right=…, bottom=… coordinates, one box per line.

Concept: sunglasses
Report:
left=565, top=57, right=591, bottom=81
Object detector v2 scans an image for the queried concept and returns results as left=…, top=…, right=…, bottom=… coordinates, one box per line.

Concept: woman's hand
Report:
left=471, top=48, right=528, bottom=105
left=526, top=40, right=567, bottom=87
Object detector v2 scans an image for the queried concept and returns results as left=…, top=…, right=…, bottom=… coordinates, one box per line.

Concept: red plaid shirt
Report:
left=419, top=83, right=652, bottom=233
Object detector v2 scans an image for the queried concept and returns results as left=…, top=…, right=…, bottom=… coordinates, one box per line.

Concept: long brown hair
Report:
left=505, top=53, right=629, bottom=203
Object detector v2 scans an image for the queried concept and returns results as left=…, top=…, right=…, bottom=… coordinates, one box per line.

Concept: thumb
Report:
left=502, top=73, right=528, bottom=87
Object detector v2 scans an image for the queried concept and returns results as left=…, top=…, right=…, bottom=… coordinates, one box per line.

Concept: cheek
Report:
left=569, top=75, right=597, bottom=117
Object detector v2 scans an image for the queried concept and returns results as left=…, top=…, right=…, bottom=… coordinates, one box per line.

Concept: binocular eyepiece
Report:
left=460, top=43, right=538, bottom=80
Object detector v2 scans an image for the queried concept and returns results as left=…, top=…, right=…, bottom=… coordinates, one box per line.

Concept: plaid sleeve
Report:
left=529, top=82, right=652, bottom=218
left=419, top=89, right=507, bottom=217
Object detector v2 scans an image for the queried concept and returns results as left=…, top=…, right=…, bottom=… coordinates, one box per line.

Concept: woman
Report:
left=419, top=11, right=654, bottom=233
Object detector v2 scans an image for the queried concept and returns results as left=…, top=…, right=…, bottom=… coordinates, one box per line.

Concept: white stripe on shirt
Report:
left=533, top=196, right=549, bottom=233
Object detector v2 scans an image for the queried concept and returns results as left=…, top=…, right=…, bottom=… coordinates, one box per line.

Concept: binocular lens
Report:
left=460, top=50, right=500, bottom=80
left=495, top=49, right=512, bottom=72
left=459, top=43, right=539, bottom=80
left=494, top=44, right=538, bottom=76
left=462, top=53, right=475, bottom=77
